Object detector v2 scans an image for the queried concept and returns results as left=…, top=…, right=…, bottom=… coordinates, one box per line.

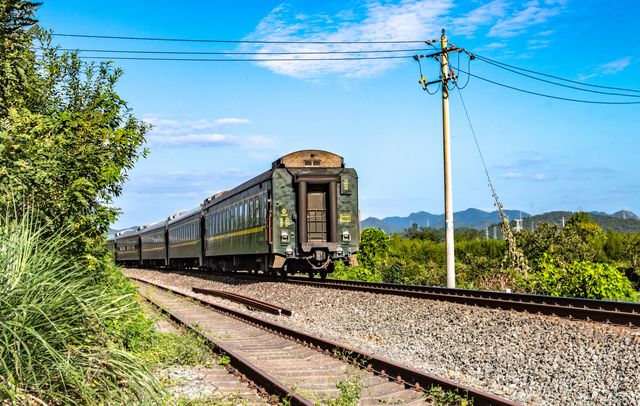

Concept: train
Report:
left=107, top=150, right=359, bottom=278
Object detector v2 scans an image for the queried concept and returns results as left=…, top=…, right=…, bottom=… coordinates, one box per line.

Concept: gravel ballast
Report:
left=126, top=268, right=640, bottom=405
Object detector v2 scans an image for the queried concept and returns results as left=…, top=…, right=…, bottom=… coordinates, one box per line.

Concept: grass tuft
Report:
left=0, top=212, right=162, bottom=404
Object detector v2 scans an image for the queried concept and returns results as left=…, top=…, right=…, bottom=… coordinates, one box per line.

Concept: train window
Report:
left=244, top=202, right=249, bottom=227
left=248, top=200, right=254, bottom=226
left=256, top=197, right=260, bottom=225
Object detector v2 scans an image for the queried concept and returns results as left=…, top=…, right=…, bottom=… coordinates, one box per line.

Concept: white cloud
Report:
left=499, top=171, right=524, bottom=179
left=142, top=116, right=251, bottom=135
left=452, top=0, right=508, bottom=36
left=142, top=116, right=275, bottom=148
left=578, top=56, right=633, bottom=81
left=489, top=0, right=566, bottom=38
left=499, top=171, right=554, bottom=181
left=527, top=38, right=551, bottom=50
left=243, top=1, right=454, bottom=79
left=485, top=41, right=507, bottom=49
left=244, top=1, right=568, bottom=79
left=149, top=133, right=274, bottom=147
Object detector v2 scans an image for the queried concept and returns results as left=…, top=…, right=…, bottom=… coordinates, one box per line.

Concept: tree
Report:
left=358, top=227, right=390, bottom=271
left=0, top=1, right=41, bottom=115
left=0, top=1, right=148, bottom=252
left=404, top=224, right=442, bottom=242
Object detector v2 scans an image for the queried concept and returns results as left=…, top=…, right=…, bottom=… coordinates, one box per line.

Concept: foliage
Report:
left=217, top=354, right=231, bottom=367
left=0, top=213, right=161, bottom=404
left=527, top=254, right=637, bottom=301
left=404, top=224, right=443, bottom=242
left=136, top=328, right=213, bottom=368
left=332, top=260, right=381, bottom=282
left=324, top=374, right=362, bottom=406
left=519, top=210, right=640, bottom=233
left=357, top=227, right=390, bottom=271
left=336, top=212, right=640, bottom=301
left=0, top=1, right=148, bottom=255
left=424, top=387, right=470, bottom=406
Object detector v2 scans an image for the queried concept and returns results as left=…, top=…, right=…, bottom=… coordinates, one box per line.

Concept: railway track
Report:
left=130, top=275, right=519, bottom=406
left=198, top=271, right=640, bottom=328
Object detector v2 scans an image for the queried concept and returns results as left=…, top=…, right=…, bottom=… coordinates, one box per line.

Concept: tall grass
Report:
left=0, top=213, right=161, bottom=404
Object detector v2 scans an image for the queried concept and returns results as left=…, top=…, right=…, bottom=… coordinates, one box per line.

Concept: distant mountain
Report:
left=361, top=208, right=531, bottom=234
left=611, top=210, right=638, bottom=220
left=502, top=210, right=640, bottom=234
left=362, top=208, right=640, bottom=234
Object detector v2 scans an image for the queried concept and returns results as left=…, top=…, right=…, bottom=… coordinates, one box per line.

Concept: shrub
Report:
left=358, top=227, right=390, bottom=271
left=332, top=261, right=381, bottom=282
left=529, top=254, right=637, bottom=301
left=0, top=214, right=161, bottom=404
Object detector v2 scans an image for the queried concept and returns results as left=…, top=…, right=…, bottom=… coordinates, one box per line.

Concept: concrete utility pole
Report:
left=440, top=29, right=455, bottom=288
left=413, top=28, right=467, bottom=288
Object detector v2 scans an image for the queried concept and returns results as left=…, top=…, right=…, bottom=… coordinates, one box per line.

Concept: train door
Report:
left=296, top=178, right=338, bottom=251
left=306, top=187, right=328, bottom=242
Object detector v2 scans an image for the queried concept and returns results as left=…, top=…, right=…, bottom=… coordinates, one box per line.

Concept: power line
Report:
left=472, top=53, right=640, bottom=94
left=474, top=55, right=640, bottom=98
left=49, top=47, right=427, bottom=56
left=52, top=32, right=426, bottom=44
left=72, top=55, right=415, bottom=62
left=457, top=67, right=640, bottom=105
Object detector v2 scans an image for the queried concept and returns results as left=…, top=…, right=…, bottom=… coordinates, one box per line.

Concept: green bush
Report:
left=332, top=261, right=381, bottom=282
left=0, top=214, right=161, bottom=404
left=529, top=254, right=637, bottom=301
left=358, top=227, right=390, bottom=271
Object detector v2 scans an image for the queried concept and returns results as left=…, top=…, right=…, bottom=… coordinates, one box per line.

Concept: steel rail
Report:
left=197, top=271, right=640, bottom=327
left=132, top=277, right=312, bottom=406
left=130, top=275, right=520, bottom=406
left=192, top=286, right=294, bottom=316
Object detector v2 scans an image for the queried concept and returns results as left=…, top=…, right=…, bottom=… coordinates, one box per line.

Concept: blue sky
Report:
left=38, top=1, right=640, bottom=229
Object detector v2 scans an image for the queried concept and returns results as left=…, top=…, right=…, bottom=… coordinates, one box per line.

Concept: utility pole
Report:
left=413, top=29, right=460, bottom=288
left=440, top=29, right=455, bottom=288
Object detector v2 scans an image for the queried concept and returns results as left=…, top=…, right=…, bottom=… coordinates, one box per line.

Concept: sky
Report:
left=37, top=0, right=640, bottom=229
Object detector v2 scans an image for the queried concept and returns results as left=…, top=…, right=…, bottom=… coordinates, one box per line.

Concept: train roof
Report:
left=138, top=220, right=166, bottom=233
left=202, top=190, right=229, bottom=205
left=202, top=150, right=345, bottom=211
left=167, top=206, right=201, bottom=225
left=272, top=150, right=344, bottom=169
left=115, top=228, right=139, bottom=238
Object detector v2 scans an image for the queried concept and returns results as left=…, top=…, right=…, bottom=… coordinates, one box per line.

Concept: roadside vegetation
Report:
left=0, top=1, right=173, bottom=403
left=335, top=212, right=639, bottom=301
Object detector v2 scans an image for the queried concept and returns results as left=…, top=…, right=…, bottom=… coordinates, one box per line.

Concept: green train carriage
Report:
left=201, top=150, right=359, bottom=277
left=113, top=150, right=359, bottom=278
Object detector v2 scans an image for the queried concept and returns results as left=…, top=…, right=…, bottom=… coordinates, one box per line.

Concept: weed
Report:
left=324, top=373, right=362, bottom=406
left=424, top=386, right=471, bottom=406
left=218, top=355, right=231, bottom=367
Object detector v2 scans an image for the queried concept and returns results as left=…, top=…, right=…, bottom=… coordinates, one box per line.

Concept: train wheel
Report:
left=319, top=270, right=327, bottom=280
left=279, top=269, right=288, bottom=278
left=308, top=271, right=314, bottom=279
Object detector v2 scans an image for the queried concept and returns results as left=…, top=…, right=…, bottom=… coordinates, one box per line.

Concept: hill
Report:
left=361, top=208, right=531, bottom=233
left=362, top=208, right=640, bottom=234
left=513, top=211, right=640, bottom=233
